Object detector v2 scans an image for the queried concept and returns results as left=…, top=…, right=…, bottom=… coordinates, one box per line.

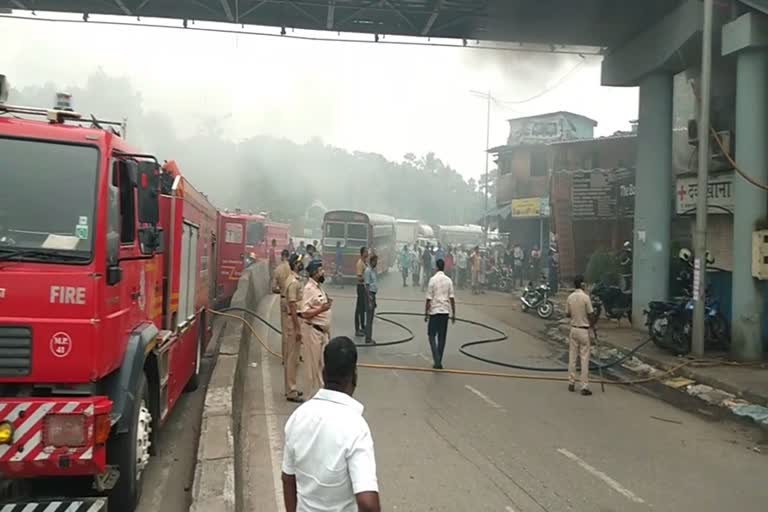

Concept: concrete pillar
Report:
left=632, top=74, right=673, bottom=325
left=723, top=13, right=768, bottom=360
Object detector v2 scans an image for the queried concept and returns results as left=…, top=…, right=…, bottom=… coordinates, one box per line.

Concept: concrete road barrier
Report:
left=191, top=262, right=270, bottom=512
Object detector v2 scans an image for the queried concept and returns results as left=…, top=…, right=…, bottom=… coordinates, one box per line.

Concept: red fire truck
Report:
left=216, top=210, right=249, bottom=302
left=0, top=78, right=223, bottom=511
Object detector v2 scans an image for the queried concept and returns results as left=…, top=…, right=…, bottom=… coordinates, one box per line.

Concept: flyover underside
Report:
left=0, top=0, right=682, bottom=47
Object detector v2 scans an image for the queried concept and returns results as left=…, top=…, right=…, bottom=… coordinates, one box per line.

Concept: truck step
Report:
left=0, top=497, right=106, bottom=511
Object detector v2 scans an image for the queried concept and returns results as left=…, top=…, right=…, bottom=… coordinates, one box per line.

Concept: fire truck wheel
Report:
left=185, top=329, right=203, bottom=392
left=108, top=373, right=152, bottom=512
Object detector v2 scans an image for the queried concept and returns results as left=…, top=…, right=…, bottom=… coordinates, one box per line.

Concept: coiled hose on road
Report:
left=210, top=304, right=668, bottom=385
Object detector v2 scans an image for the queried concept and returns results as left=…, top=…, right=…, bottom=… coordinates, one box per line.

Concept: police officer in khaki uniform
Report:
left=271, top=249, right=291, bottom=364
left=566, top=275, right=595, bottom=396
left=283, top=255, right=304, bottom=403
left=299, top=260, right=333, bottom=399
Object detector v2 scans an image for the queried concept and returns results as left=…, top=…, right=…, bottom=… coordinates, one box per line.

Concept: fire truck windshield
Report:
left=0, top=138, right=99, bottom=261
left=246, top=220, right=265, bottom=246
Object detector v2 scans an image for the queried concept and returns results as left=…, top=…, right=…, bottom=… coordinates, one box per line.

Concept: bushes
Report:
left=585, top=249, right=622, bottom=286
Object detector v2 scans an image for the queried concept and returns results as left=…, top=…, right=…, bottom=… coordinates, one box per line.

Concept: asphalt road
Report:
left=134, top=321, right=219, bottom=512
left=242, top=273, right=767, bottom=512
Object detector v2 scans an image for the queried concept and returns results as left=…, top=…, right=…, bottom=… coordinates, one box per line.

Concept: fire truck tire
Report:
left=108, top=373, right=151, bottom=512
left=185, top=328, right=203, bottom=392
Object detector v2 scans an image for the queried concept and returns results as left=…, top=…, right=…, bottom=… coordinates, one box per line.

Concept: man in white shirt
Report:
left=282, top=337, right=381, bottom=512
left=424, top=258, right=456, bottom=370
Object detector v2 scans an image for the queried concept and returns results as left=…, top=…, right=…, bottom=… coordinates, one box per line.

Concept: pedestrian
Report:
left=298, top=241, right=307, bottom=256
left=269, top=238, right=278, bottom=277
left=364, top=255, right=379, bottom=344
left=281, top=337, right=381, bottom=512
left=456, top=247, right=468, bottom=289
left=548, top=247, right=560, bottom=294
left=287, top=238, right=295, bottom=255
left=399, top=244, right=411, bottom=287
left=530, top=245, right=542, bottom=281
left=478, top=250, right=487, bottom=293
left=435, top=242, right=445, bottom=262
left=566, top=275, right=595, bottom=396
left=425, top=258, right=456, bottom=370
left=445, top=248, right=455, bottom=281
left=355, top=247, right=369, bottom=337
left=513, top=243, right=524, bottom=287
left=421, top=244, right=432, bottom=292
left=283, top=255, right=304, bottom=403
left=299, top=260, right=333, bottom=399
left=333, top=240, right=344, bottom=286
left=272, top=249, right=292, bottom=365
left=411, top=247, right=421, bottom=287
left=470, top=246, right=481, bottom=295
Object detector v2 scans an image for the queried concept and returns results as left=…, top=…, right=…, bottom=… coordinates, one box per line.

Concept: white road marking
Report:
left=261, top=297, right=286, bottom=512
left=464, top=385, right=506, bottom=412
left=417, top=353, right=432, bottom=364
left=505, top=506, right=517, bottom=512
left=557, top=448, right=645, bottom=504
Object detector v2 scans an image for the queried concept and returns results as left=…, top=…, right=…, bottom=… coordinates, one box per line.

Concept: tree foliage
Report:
left=9, top=70, right=485, bottom=225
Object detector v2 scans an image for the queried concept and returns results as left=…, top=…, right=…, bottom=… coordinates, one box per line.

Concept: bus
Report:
left=322, top=210, right=396, bottom=278
left=438, top=224, right=484, bottom=248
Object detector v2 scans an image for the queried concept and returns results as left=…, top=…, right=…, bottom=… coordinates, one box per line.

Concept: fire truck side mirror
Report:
left=137, top=161, right=160, bottom=225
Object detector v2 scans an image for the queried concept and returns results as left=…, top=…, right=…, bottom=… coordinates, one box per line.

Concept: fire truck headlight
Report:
left=43, top=414, right=87, bottom=447
left=0, top=421, right=14, bottom=445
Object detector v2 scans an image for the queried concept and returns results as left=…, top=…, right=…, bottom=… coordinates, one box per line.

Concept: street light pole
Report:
left=692, top=0, right=714, bottom=357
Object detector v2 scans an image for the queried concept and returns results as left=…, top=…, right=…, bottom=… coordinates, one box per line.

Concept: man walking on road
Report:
left=399, top=245, right=411, bottom=287
left=355, top=247, right=369, bottom=337
left=566, top=275, right=595, bottom=396
left=284, top=255, right=305, bottom=403
left=456, top=247, right=468, bottom=289
left=364, top=255, right=379, bottom=344
left=300, top=260, right=334, bottom=399
left=282, top=337, right=381, bottom=512
left=421, top=244, right=433, bottom=292
left=425, top=259, right=456, bottom=370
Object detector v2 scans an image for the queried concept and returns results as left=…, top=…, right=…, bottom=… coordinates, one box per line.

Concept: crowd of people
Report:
left=396, top=241, right=560, bottom=294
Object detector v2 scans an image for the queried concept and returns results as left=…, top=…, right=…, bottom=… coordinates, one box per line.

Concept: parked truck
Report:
left=0, top=77, right=223, bottom=511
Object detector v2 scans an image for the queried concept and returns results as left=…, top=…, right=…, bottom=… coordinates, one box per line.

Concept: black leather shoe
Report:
left=580, top=389, right=593, bottom=396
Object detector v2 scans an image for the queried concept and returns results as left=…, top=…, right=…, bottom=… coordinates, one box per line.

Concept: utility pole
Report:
left=692, top=0, right=714, bottom=357
left=469, top=89, right=494, bottom=246
left=484, top=89, right=491, bottom=247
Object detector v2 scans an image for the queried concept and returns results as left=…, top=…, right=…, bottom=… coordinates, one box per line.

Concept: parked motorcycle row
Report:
left=644, top=249, right=730, bottom=355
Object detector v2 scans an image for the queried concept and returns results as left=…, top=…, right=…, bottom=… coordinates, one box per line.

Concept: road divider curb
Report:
left=191, top=263, right=271, bottom=512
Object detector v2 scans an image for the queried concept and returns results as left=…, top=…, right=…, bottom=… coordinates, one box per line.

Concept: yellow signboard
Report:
left=511, top=197, right=543, bottom=218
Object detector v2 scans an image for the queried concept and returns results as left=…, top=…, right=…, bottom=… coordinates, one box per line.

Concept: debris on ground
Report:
left=731, top=404, right=768, bottom=426
left=686, top=384, right=736, bottom=405
left=664, top=376, right=696, bottom=389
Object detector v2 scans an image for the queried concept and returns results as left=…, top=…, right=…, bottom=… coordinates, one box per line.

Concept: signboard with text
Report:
left=571, top=168, right=635, bottom=220
left=511, top=197, right=549, bottom=218
left=675, top=173, right=734, bottom=215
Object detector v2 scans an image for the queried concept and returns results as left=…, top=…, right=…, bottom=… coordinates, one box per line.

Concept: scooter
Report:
left=520, top=276, right=554, bottom=319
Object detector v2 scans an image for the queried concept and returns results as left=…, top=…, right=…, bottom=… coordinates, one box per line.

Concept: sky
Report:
left=0, top=11, right=639, bottom=181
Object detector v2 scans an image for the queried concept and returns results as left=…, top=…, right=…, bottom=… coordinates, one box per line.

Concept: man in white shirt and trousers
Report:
left=282, top=336, right=381, bottom=512
left=425, top=258, right=456, bottom=370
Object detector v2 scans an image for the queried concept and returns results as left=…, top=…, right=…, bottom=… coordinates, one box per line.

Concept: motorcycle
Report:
left=590, top=281, right=632, bottom=324
left=486, top=266, right=513, bottom=292
left=520, top=276, right=554, bottom=319
left=644, top=249, right=730, bottom=355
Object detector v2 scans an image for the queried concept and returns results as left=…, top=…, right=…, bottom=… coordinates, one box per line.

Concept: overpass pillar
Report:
left=723, top=13, right=768, bottom=361
left=632, top=74, right=673, bottom=325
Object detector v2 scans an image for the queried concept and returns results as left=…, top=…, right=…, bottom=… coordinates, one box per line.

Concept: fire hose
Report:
left=209, top=305, right=684, bottom=385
